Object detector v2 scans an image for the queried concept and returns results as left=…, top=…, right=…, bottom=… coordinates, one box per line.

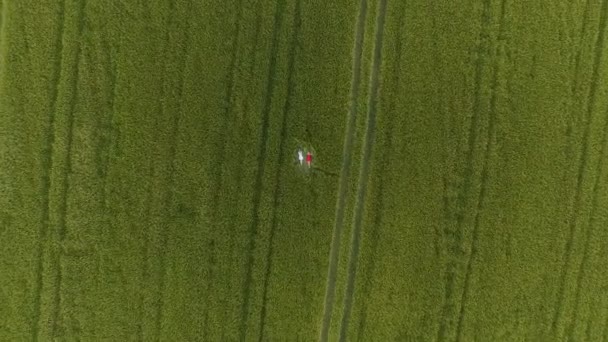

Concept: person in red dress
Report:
left=306, top=151, right=313, bottom=167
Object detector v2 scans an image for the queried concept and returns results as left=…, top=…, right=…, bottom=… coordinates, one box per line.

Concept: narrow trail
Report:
left=337, top=0, right=388, bottom=340
left=318, top=0, right=368, bottom=340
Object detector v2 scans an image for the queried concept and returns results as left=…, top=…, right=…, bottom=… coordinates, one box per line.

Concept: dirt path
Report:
left=319, top=0, right=368, bottom=341
left=337, top=0, right=388, bottom=340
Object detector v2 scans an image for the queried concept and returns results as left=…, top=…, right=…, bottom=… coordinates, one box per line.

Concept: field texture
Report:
left=1, top=0, right=608, bottom=341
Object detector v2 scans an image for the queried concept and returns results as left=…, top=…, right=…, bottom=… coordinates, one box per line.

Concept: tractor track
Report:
left=50, top=23, right=80, bottom=341
left=438, top=0, right=494, bottom=339
left=258, top=0, right=301, bottom=340
left=216, top=1, right=263, bottom=337
left=553, top=0, right=608, bottom=334
left=154, top=2, right=192, bottom=339
left=319, top=0, right=368, bottom=340
left=355, top=9, right=402, bottom=340
left=455, top=1, right=507, bottom=340
left=569, top=105, right=608, bottom=339
left=32, top=1, right=66, bottom=340
left=337, top=0, right=387, bottom=340
left=238, top=0, right=286, bottom=339
left=46, top=0, right=86, bottom=338
left=603, top=306, right=608, bottom=341
left=150, top=3, right=176, bottom=338
left=96, top=38, right=118, bottom=223
left=572, top=0, right=592, bottom=94
left=139, top=21, right=170, bottom=340
left=202, top=0, right=244, bottom=339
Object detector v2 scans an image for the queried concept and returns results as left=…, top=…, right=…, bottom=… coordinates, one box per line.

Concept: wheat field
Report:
left=1, top=0, right=607, bottom=341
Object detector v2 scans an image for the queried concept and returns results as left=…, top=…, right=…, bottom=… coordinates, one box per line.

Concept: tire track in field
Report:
left=154, top=3, right=192, bottom=338
left=238, top=1, right=285, bottom=339
left=202, top=0, right=244, bottom=339
left=32, top=1, right=66, bottom=340
left=258, top=1, right=300, bottom=340
left=17, top=4, right=33, bottom=70
left=428, top=2, right=447, bottom=259
left=568, top=8, right=608, bottom=337
left=569, top=105, right=608, bottom=340
left=138, top=5, right=175, bottom=337
left=604, top=310, right=608, bottom=341
left=355, top=10, right=402, bottom=340
left=558, top=0, right=595, bottom=335
left=561, top=0, right=592, bottom=258
left=456, top=1, right=508, bottom=340
left=437, top=0, right=493, bottom=340
left=553, top=0, right=608, bottom=333
left=140, top=133, right=160, bottom=342
left=208, top=0, right=245, bottom=216
left=319, top=0, right=367, bottom=340
left=572, top=0, right=592, bottom=94
left=96, top=39, right=118, bottom=209
left=0, top=0, right=5, bottom=59
left=456, top=2, right=507, bottom=340
left=434, top=0, right=457, bottom=238
left=212, top=3, right=263, bottom=336
left=50, top=1, right=87, bottom=338
left=150, top=2, right=176, bottom=336
left=338, top=1, right=387, bottom=340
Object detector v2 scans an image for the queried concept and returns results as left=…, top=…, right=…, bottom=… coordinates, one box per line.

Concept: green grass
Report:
left=1, top=0, right=607, bottom=341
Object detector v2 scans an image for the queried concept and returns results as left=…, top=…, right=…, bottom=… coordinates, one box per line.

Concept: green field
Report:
left=1, top=0, right=608, bottom=341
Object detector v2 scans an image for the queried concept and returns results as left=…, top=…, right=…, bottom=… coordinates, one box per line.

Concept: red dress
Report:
left=306, top=153, right=312, bottom=164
